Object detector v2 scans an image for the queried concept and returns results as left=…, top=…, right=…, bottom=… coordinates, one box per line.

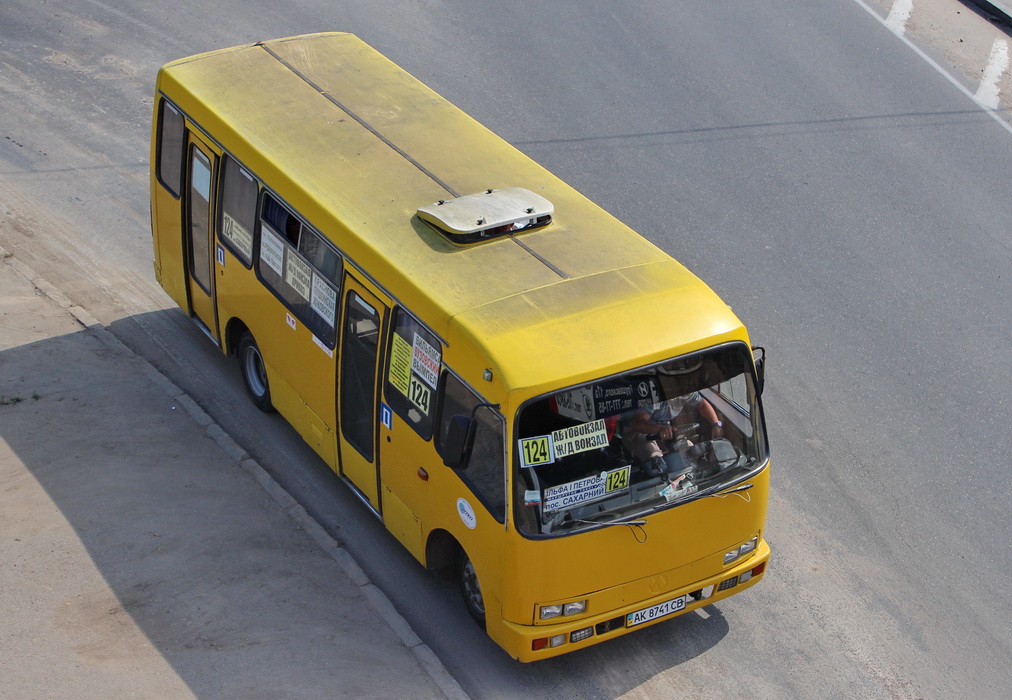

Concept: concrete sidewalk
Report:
left=0, top=249, right=466, bottom=700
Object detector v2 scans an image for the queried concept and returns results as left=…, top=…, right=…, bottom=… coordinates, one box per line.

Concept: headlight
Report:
left=564, top=600, right=587, bottom=616
left=540, top=604, right=563, bottom=620
left=724, top=536, right=760, bottom=565
left=540, top=599, right=588, bottom=620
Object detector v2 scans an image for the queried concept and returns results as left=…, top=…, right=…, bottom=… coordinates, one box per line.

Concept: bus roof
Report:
left=157, top=33, right=746, bottom=394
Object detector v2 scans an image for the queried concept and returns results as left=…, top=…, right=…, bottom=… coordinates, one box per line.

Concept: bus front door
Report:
left=183, top=135, right=220, bottom=343
left=337, top=275, right=388, bottom=510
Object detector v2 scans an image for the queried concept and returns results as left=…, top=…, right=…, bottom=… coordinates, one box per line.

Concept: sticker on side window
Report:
left=408, top=375, right=431, bottom=414
left=388, top=333, right=412, bottom=396
left=411, top=333, right=440, bottom=388
left=260, top=227, right=285, bottom=276
left=222, top=212, right=253, bottom=259
left=285, top=254, right=312, bottom=301
left=310, top=274, right=337, bottom=326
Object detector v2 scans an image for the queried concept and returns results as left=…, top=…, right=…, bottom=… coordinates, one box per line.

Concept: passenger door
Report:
left=183, top=135, right=220, bottom=342
left=337, top=274, right=389, bottom=509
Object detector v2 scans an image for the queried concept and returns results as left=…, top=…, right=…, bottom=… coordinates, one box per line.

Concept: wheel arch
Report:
left=424, top=528, right=461, bottom=573
left=223, top=317, right=250, bottom=357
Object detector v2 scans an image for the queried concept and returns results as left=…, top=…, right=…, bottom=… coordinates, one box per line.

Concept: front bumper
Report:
left=493, top=538, right=771, bottom=662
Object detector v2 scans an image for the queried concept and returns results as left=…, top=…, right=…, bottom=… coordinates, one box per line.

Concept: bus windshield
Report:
left=515, top=343, right=766, bottom=536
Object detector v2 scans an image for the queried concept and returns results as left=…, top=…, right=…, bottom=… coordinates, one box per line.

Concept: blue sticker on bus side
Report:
left=457, top=498, right=477, bottom=529
left=380, top=402, right=393, bottom=429
left=216, top=243, right=225, bottom=266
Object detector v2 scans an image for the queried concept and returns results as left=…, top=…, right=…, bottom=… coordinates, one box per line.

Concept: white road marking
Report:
left=885, top=0, right=915, bottom=36
left=975, top=38, right=1010, bottom=110
left=850, top=0, right=1012, bottom=136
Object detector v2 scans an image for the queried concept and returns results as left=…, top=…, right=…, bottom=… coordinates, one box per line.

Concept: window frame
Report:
left=155, top=98, right=186, bottom=198
left=339, top=289, right=383, bottom=461
left=218, top=154, right=258, bottom=268
left=436, top=371, right=507, bottom=523
left=383, top=307, right=442, bottom=441
left=186, top=144, right=214, bottom=295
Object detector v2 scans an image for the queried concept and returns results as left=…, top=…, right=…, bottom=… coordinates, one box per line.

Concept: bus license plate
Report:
left=626, top=595, right=686, bottom=627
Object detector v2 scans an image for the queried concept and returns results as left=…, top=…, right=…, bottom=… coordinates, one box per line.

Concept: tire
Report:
left=237, top=331, right=274, bottom=412
left=458, top=551, right=486, bottom=629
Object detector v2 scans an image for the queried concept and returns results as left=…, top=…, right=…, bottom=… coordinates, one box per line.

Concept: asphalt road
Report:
left=2, top=1, right=1011, bottom=697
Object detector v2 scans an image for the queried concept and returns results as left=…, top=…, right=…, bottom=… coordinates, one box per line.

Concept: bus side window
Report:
left=384, top=308, right=439, bottom=440
left=156, top=100, right=185, bottom=197
left=469, top=406, right=506, bottom=523
left=262, top=194, right=290, bottom=237
left=436, top=372, right=475, bottom=454
left=437, top=373, right=506, bottom=523
left=257, top=193, right=341, bottom=347
left=299, top=229, right=342, bottom=284
left=219, top=155, right=257, bottom=266
left=340, top=291, right=381, bottom=460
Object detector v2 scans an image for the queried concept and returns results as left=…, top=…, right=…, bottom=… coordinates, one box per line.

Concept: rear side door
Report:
left=337, top=274, right=389, bottom=509
left=183, top=133, right=220, bottom=342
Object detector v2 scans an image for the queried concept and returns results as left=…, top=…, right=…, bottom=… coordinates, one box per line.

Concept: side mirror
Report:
left=752, top=346, right=766, bottom=396
left=442, top=414, right=474, bottom=469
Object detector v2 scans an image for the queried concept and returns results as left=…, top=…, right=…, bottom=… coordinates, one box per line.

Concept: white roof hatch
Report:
left=417, top=188, right=553, bottom=243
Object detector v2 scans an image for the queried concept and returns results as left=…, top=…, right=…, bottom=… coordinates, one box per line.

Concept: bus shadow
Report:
left=1, top=310, right=734, bottom=699
left=0, top=320, right=454, bottom=699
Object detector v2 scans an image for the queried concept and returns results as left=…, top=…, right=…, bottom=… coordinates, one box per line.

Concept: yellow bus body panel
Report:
left=151, top=32, right=769, bottom=662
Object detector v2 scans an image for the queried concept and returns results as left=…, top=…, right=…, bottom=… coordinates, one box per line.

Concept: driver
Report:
left=623, top=392, right=724, bottom=476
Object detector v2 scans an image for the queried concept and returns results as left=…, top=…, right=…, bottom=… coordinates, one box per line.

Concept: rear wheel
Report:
left=458, top=551, right=486, bottom=629
left=238, top=331, right=273, bottom=412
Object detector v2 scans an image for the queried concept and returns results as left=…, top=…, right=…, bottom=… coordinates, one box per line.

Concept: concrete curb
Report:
left=1, top=247, right=470, bottom=700
left=968, top=0, right=1012, bottom=28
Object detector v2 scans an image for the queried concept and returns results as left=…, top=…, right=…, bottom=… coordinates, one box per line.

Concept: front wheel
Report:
left=237, top=331, right=274, bottom=412
left=458, top=551, right=486, bottom=629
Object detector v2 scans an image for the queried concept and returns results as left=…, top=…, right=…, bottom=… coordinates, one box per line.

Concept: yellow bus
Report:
left=150, top=32, right=770, bottom=661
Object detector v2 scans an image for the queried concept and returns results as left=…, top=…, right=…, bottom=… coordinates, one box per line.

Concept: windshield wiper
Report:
left=706, top=482, right=754, bottom=498
left=572, top=514, right=647, bottom=528
left=571, top=513, right=649, bottom=543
